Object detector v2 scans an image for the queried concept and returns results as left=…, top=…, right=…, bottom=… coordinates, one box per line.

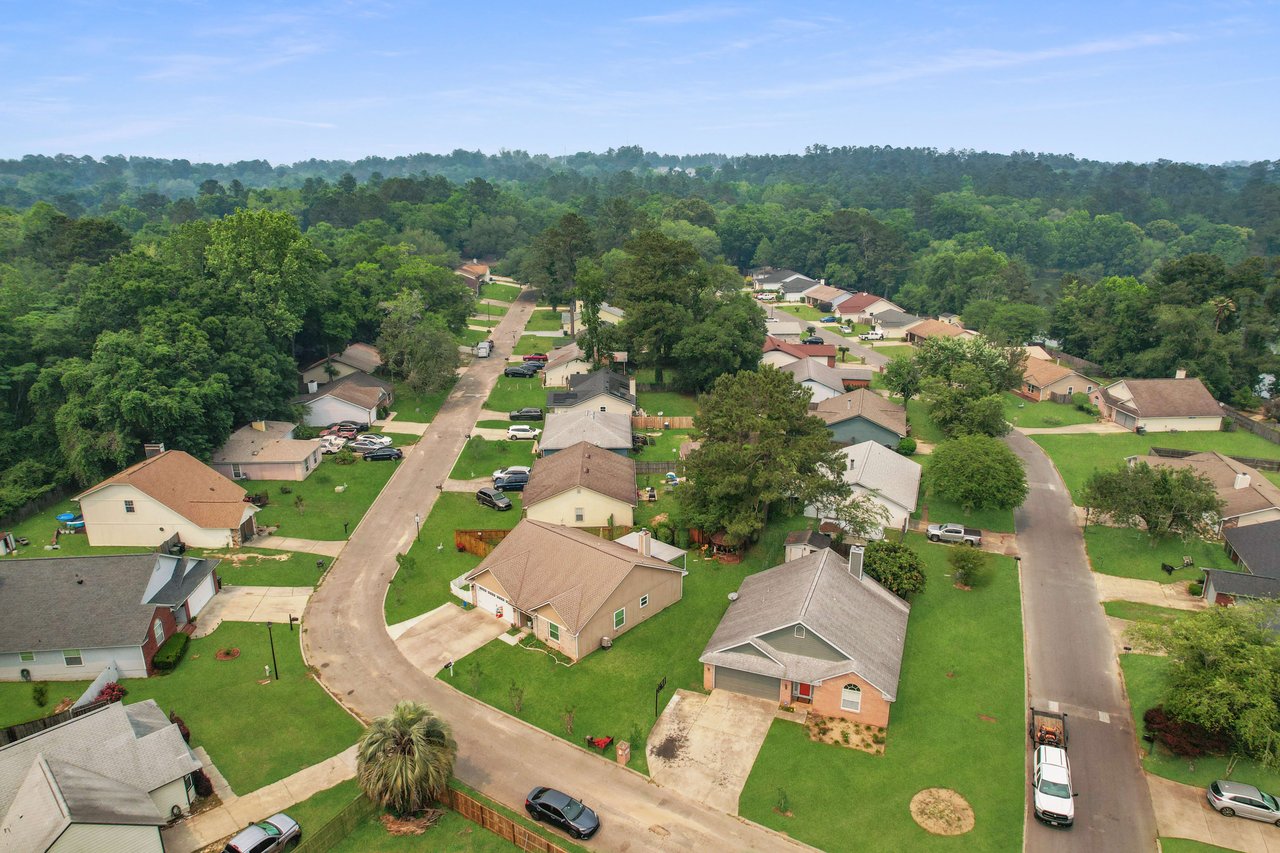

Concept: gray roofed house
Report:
left=1202, top=568, right=1280, bottom=605
left=778, top=358, right=862, bottom=401
left=806, top=441, right=921, bottom=535
left=1224, top=519, right=1280, bottom=578
left=867, top=308, right=922, bottom=331
left=209, top=420, right=322, bottom=482
left=294, top=370, right=393, bottom=427
left=546, top=370, right=636, bottom=415
left=1091, top=375, right=1223, bottom=432
left=813, top=389, right=908, bottom=447
left=540, top=409, right=633, bottom=456
left=784, top=529, right=832, bottom=563
left=700, top=548, right=909, bottom=727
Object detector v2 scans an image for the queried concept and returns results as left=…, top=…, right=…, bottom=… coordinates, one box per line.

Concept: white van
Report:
left=476, top=341, right=492, bottom=358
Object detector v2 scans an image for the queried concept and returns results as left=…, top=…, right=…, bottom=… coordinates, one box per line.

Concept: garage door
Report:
left=184, top=573, right=217, bottom=618
left=714, top=667, right=781, bottom=701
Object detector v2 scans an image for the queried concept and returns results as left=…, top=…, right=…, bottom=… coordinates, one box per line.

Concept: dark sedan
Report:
left=525, top=787, right=600, bottom=840
left=504, top=364, right=540, bottom=378
left=476, top=487, right=512, bottom=510
left=361, top=446, right=403, bottom=461
left=509, top=407, right=544, bottom=421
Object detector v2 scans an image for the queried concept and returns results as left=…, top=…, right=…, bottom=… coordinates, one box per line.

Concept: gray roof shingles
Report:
left=1225, top=520, right=1280, bottom=578
left=547, top=370, right=635, bottom=410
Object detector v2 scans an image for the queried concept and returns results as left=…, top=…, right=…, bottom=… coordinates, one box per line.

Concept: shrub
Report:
left=675, top=527, right=691, bottom=549
left=334, top=448, right=356, bottom=465
left=1188, top=581, right=1204, bottom=597
left=948, top=547, right=989, bottom=587
left=1071, top=392, right=1089, bottom=409
left=655, top=522, right=675, bottom=544
left=293, top=425, right=321, bottom=440
left=279, top=485, right=292, bottom=494
left=95, top=682, right=128, bottom=703
left=1143, top=706, right=1232, bottom=757
left=191, top=768, right=214, bottom=797
left=896, top=437, right=917, bottom=456
left=169, top=711, right=191, bottom=743
left=152, top=633, right=190, bottom=672
left=32, top=682, right=48, bottom=707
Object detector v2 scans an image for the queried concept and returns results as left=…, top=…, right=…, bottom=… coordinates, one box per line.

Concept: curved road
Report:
left=303, top=291, right=806, bottom=852
left=1009, top=432, right=1158, bottom=852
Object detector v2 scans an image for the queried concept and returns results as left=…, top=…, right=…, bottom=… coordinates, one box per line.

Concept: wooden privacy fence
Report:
left=1222, top=406, right=1280, bottom=446
left=635, top=461, right=686, bottom=476
left=1, top=700, right=108, bottom=747
left=1149, top=446, right=1280, bottom=473
left=446, top=788, right=571, bottom=853
left=454, top=528, right=513, bottom=558
left=632, top=415, right=695, bottom=430
left=295, top=794, right=378, bottom=853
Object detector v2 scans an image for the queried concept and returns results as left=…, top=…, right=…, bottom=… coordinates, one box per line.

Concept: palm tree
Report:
left=837, top=345, right=850, bottom=363
left=357, top=701, right=456, bottom=815
left=1208, top=296, right=1236, bottom=332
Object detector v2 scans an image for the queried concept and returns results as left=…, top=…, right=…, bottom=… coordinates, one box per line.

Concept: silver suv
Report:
left=1207, top=780, right=1280, bottom=825
left=222, top=813, right=301, bottom=853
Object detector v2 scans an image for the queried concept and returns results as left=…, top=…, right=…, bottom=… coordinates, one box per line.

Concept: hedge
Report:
left=153, top=633, right=190, bottom=672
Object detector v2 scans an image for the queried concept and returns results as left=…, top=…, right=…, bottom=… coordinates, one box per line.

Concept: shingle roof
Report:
left=211, top=422, right=317, bottom=466
left=75, top=450, right=252, bottom=530
left=1203, top=568, right=1280, bottom=600
left=813, top=389, right=908, bottom=437
left=784, top=530, right=832, bottom=550
left=523, top=442, right=637, bottom=508
left=700, top=549, right=910, bottom=698
left=1225, top=520, right=1280, bottom=578
left=838, top=441, right=922, bottom=512
left=547, top=370, right=635, bottom=410
left=907, top=318, right=967, bottom=339
left=833, top=292, right=885, bottom=314
left=778, top=358, right=852, bottom=393
left=779, top=277, right=819, bottom=294
left=1107, top=378, right=1222, bottom=419
left=544, top=342, right=587, bottom=370
left=1023, top=359, right=1088, bottom=388
left=802, top=284, right=847, bottom=303
left=868, top=308, right=920, bottom=327
left=295, top=370, right=392, bottom=409
left=465, top=520, right=680, bottom=634
left=764, top=336, right=835, bottom=360
left=1143, top=453, right=1280, bottom=521
left=0, top=554, right=218, bottom=653
left=540, top=409, right=633, bottom=452
left=336, top=342, right=382, bottom=374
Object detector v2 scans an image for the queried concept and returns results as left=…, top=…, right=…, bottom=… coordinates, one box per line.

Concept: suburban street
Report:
left=303, top=291, right=807, bottom=852
left=765, top=304, right=890, bottom=367
left=1009, top=431, right=1158, bottom=852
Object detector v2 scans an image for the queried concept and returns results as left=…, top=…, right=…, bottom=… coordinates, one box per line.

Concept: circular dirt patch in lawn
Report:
left=215, top=648, right=240, bottom=661
left=910, top=788, right=974, bottom=836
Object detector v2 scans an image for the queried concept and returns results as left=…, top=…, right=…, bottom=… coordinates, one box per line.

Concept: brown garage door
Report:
left=714, top=667, right=781, bottom=701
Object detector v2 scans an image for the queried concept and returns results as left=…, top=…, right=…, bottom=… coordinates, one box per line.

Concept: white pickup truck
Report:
left=925, top=522, right=982, bottom=547
left=858, top=329, right=885, bottom=341
left=1032, top=745, right=1076, bottom=827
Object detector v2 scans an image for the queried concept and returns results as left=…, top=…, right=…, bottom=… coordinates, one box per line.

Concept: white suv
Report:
left=507, top=425, right=541, bottom=441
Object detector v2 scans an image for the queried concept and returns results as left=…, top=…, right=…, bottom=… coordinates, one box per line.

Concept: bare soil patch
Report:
left=380, top=809, right=444, bottom=836
left=909, top=788, right=975, bottom=836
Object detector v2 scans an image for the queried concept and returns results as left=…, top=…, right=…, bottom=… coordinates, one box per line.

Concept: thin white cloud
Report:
left=627, top=5, right=746, bottom=25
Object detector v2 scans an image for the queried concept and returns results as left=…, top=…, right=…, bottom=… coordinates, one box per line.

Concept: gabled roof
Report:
left=547, top=370, right=635, bottom=410
left=779, top=276, right=819, bottom=294
left=295, top=370, right=392, bottom=410
left=1142, top=452, right=1280, bottom=521
left=778, top=358, right=849, bottom=393
left=0, top=554, right=219, bottom=653
left=1203, top=568, right=1280, bottom=600
left=700, top=548, right=910, bottom=698
left=544, top=342, right=587, bottom=370
left=813, top=389, right=908, bottom=437
left=465, top=520, right=681, bottom=634
left=523, top=442, right=637, bottom=508
left=833, top=292, right=892, bottom=314
left=211, top=422, right=316, bottom=466
left=301, top=343, right=383, bottom=375
left=460, top=262, right=489, bottom=275
left=1023, top=358, right=1091, bottom=388
left=802, top=284, right=847, bottom=303
left=75, top=450, right=252, bottom=530
left=868, top=308, right=920, bottom=327
left=784, top=529, right=832, bottom=550
left=1104, top=378, right=1222, bottom=419
left=540, top=409, right=633, bottom=452
left=1224, top=520, right=1280, bottom=578
left=763, top=336, right=835, bottom=360
left=906, top=318, right=967, bottom=339
left=838, top=441, right=922, bottom=512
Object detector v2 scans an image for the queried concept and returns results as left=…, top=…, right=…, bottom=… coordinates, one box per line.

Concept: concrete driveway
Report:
left=392, top=603, right=508, bottom=677
left=1148, top=773, right=1280, bottom=851
left=647, top=689, right=778, bottom=814
left=194, top=586, right=312, bottom=637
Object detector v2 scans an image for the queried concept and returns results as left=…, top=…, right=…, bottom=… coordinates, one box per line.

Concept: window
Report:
left=613, top=608, right=626, bottom=630
left=124, top=499, right=135, bottom=514
left=63, top=650, right=83, bottom=667
left=840, top=683, right=862, bottom=712
left=19, top=651, right=34, bottom=662
left=599, top=405, right=606, bottom=412
left=794, top=625, right=806, bottom=638
left=548, top=622, right=560, bottom=642
left=640, top=594, right=649, bottom=609
left=574, top=507, right=585, bottom=523
left=153, top=618, right=165, bottom=645
left=303, top=457, right=311, bottom=472
left=231, top=463, right=243, bottom=479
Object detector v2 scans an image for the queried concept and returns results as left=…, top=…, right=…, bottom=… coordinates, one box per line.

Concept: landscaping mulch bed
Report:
left=805, top=713, right=885, bottom=754
left=380, top=809, right=444, bottom=835
left=909, top=788, right=975, bottom=835
left=215, top=648, right=240, bottom=660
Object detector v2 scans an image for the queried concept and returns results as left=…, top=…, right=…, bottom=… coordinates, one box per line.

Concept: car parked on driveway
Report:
left=505, top=363, right=540, bottom=378
left=355, top=433, right=392, bottom=447
left=820, top=315, right=839, bottom=322
left=222, top=812, right=300, bottom=852
left=926, top=522, right=982, bottom=546
left=493, top=465, right=532, bottom=479
left=476, top=487, right=512, bottom=511
left=859, top=330, right=885, bottom=341
left=525, top=786, right=600, bottom=840
left=1207, top=780, right=1280, bottom=825
left=523, top=353, right=548, bottom=362
left=495, top=472, right=529, bottom=492
left=509, top=407, right=544, bottom=421
left=318, top=436, right=347, bottom=454
left=347, top=438, right=386, bottom=453
left=507, top=425, right=541, bottom=440
left=362, top=446, right=403, bottom=461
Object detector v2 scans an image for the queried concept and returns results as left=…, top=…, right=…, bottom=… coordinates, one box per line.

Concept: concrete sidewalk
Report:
left=253, top=535, right=345, bottom=557
left=1148, top=773, right=1280, bottom=851
left=161, top=747, right=358, bottom=853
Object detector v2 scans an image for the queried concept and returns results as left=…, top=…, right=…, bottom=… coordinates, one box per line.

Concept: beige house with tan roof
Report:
left=1091, top=374, right=1223, bottom=432
left=75, top=449, right=257, bottom=549
left=1018, top=358, right=1097, bottom=402
left=523, top=442, right=637, bottom=528
left=465, top=520, right=684, bottom=661
left=299, top=343, right=383, bottom=387
left=1139, top=451, right=1280, bottom=531
left=210, top=421, right=321, bottom=482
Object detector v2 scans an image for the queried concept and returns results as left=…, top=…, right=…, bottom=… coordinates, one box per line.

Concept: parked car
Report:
left=505, top=363, right=540, bottom=378
left=347, top=438, right=386, bottom=453
left=355, top=433, right=392, bottom=447
left=820, top=315, right=839, bottom=322
left=495, top=471, right=530, bottom=492
left=318, top=436, right=347, bottom=454
left=523, top=353, right=549, bottom=363
left=362, top=446, right=403, bottom=461
left=507, top=425, right=541, bottom=440
left=321, top=424, right=358, bottom=439
left=525, top=787, right=600, bottom=840
left=1207, top=780, right=1280, bottom=824
left=802, top=336, right=825, bottom=345
left=926, top=522, right=982, bottom=546
left=859, top=330, right=885, bottom=341
left=222, top=813, right=300, bottom=853
left=476, top=340, right=492, bottom=358
left=509, top=407, right=544, bottom=421
left=754, top=292, right=776, bottom=302
left=1032, top=745, right=1075, bottom=827
left=476, top=487, right=513, bottom=511
left=493, top=465, right=533, bottom=479
left=338, top=420, right=370, bottom=431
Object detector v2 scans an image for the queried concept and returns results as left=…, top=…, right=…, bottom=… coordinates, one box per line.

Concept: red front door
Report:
left=795, top=682, right=813, bottom=703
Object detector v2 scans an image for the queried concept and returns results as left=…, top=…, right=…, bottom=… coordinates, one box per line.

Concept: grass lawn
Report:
left=282, top=778, right=363, bottom=835
left=393, top=380, right=454, bottom=422
left=636, top=389, right=699, bottom=418
left=475, top=420, right=513, bottom=428
left=866, top=343, right=916, bottom=359
left=200, top=547, right=330, bottom=587
left=1033, top=431, right=1280, bottom=500
left=913, top=454, right=1017, bottom=533
left=1002, top=393, right=1096, bottom=429
left=250, top=456, right=399, bottom=541
left=474, top=301, right=510, bottom=316
left=1266, top=470, right=1280, bottom=489
left=905, top=398, right=946, bottom=445
left=484, top=376, right=547, bottom=413
left=0, top=498, right=143, bottom=560
left=468, top=318, right=500, bottom=328
left=1083, top=526, right=1235, bottom=584
left=449, top=437, right=538, bottom=481
left=1121, top=653, right=1280, bottom=793
left=525, top=309, right=564, bottom=332
left=460, top=328, right=489, bottom=346
left=444, top=514, right=807, bottom=774
left=740, top=534, right=1023, bottom=852
left=633, top=429, right=696, bottom=462
left=479, top=281, right=521, bottom=303
left=1159, top=840, right=1240, bottom=853
left=514, top=335, right=567, bottom=355
left=1101, top=600, right=1189, bottom=625
left=774, top=303, right=828, bottom=323
left=384, top=493, right=522, bottom=625
left=0, top=679, right=93, bottom=728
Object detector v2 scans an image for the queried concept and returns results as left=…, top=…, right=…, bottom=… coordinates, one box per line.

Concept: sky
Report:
left=1, top=1, right=1276, bottom=165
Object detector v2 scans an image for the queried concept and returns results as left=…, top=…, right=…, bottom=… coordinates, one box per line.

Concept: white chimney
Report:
left=306, top=380, right=319, bottom=394
left=1235, top=471, right=1252, bottom=490
left=251, top=420, right=267, bottom=432
left=143, top=443, right=165, bottom=459
left=1174, top=368, right=1187, bottom=380
left=848, top=545, right=864, bottom=579
left=636, top=529, right=652, bottom=557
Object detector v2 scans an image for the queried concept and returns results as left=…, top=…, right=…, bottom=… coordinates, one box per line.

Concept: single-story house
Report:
left=813, top=389, right=908, bottom=448
left=752, top=269, right=820, bottom=302
left=294, top=370, right=393, bottom=427
left=762, top=320, right=806, bottom=341
left=762, top=336, right=836, bottom=369
left=466, top=521, right=684, bottom=661
left=539, top=409, right=633, bottom=456
left=1140, top=452, right=1280, bottom=531
left=1090, top=374, right=1222, bottom=433
left=598, top=302, right=625, bottom=325
left=75, top=450, right=257, bottom=549
left=1202, top=569, right=1280, bottom=607
left=802, top=284, right=850, bottom=310
left=784, top=529, right=832, bottom=563
left=523, top=441, right=637, bottom=528
left=542, top=342, right=592, bottom=388
left=546, top=370, right=637, bottom=415
left=866, top=308, right=922, bottom=339
left=938, top=312, right=961, bottom=325
left=0, top=552, right=220, bottom=681
left=833, top=293, right=902, bottom=323
left=778, top=277, right=820, bottom=302
left=904, top=318, right=974, bottom=344
left=0, top=700, right=202, bottom=852
left=1018, top=358, right=1097, bottom=402
left=1223, top=519, right=1280, bottom=577
left=210, top=421, right=321, bottom=482
left=807, top=441, right=922, bottom=534
left=700, top=547, right=909, bottom=727
left=778, top=359, right=864, bottom=402
left=456, top=262, right=491, bottom=293
left=298, top=343, right=383, bottom=388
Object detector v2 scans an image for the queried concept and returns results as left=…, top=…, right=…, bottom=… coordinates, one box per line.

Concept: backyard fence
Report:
left=1222, top=406, right=1280, bottom=446
left=445, top=788, right=571, bottom=853
left=632, top=415, right=696, bottom=430
left=1149, top=446, right=1280, bottom=473
left=454, top=528, right=513, bottom=558
left=0, top=484, right=74, bottom=535
left=1, top=700, right=109, bottom=747
left=294, top=793, right=378, bottom=853
left=635, top=461, right=686, bottom=476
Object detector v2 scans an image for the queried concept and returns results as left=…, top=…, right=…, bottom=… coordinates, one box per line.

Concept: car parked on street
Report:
left=476, top=487, right=513, bottom=511
left=507, top=425, right=541, bottom=440
left=1032, top=745, right=1075, bottom=827
left=362, top=446, right=403, bottom=461
left=525, top=786, right=600, bottom=840
left=222, top=812, right=300, bottom=853
left=495, top=472, right=529, bottom=492
left=802, top=335, right=825, bottom=345
left=1207, top=780, right=1280, bottom=825
left=820, top=315, right=839, bottom=322
left=523, top=353, right=548, bottom=362
left=493, top=466, right=532, bottom=479
left=509, top=407, right=544, bottom=421
left=505, top=363, right=540, bottom=378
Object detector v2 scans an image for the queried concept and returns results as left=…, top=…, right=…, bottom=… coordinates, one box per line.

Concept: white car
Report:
left=355, top=433, right=392, bottom=447
left=507, top=425, right=541, bottom=441
left=493, top=465, right=533, bottom=479
left=1032, top=745, right=1075, bottom=827
left=318, top=436, right=347, bottom=454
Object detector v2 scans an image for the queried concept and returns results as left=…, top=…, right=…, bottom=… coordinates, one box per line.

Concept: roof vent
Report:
left=1175, top=368, right=1187, bottom=379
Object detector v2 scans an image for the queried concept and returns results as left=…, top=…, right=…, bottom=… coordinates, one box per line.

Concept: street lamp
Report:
left=266, top=621, right=279, bottom=680
left=414, top=513, right=421, bottom=540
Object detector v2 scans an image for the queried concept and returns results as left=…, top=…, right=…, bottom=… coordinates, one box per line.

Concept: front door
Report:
left=793, top=682, right=813, bottom=703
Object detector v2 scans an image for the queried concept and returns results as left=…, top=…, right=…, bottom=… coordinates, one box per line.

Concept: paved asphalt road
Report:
left=765, top=305, right=889, bottom=367
left=304, top=291, right=808, bottom=852
left=1009, top=432, right=1158, bottom=852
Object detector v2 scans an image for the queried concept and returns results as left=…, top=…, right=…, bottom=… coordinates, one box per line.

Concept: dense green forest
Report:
left=0, top=146, right=1277, bottom=518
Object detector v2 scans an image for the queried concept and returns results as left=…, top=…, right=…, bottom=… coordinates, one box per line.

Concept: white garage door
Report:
left=184, top=573, right=217, bottom=618
left=475, top=585, right=511, bottom=620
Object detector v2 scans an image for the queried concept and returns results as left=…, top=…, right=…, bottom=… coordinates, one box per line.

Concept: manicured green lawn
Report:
left=1121, top=653, right=1280, bottom=793
left=633, top=429, right=696, bottom=462
left=0, top=679, right=93, bottom=728
left=913, top=454, right=1017, bottom=533
left=1266, top=470, right=1280, bottom=489
left=468, top=318, right=500, bottom=328
left=484, top=376, right=547, bottom=413
left=1083, top=526, right=1235, bottom=584
left=0, top=499, right=143, bottom=560
left=250, top=456, right=399, bottom=541
left=475, top=419, right=513, bottom=429
left=866, top=343, right=916, bottom=359
left=449, top=437, right=537, bottom=481
left=1033, top=431, right=1280, bottom=500
left=473, top=301, right=509, bottom=318
left=774, top=303, right=828, bottom=323
left=1002, top=394, right=1096, bottom=429
left=905, top=398, right=946, bottom=445
left=460, top=328, right=489, bottom=345
left=283, top=778, right=363, bottom=835
left=392, top=380, right=454, bottom=422
left=514, top=334, right=568, bottom=355
left=1159, top=840, right=1240, bottom=853
left=384, top=493, right=523, bottom=625
left=198, top=547, right=329, bottom=587
left=741, top=535, right=1023, bottom=852
left=1101, top=600, right=1189, bottom=625
left=636, top=390, right=699, bottom=418
left=525, top=309, right=564, bottom=332
left=479, top=281, right=521, bottom=303
left=445, top=515, right=806, bottom=774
